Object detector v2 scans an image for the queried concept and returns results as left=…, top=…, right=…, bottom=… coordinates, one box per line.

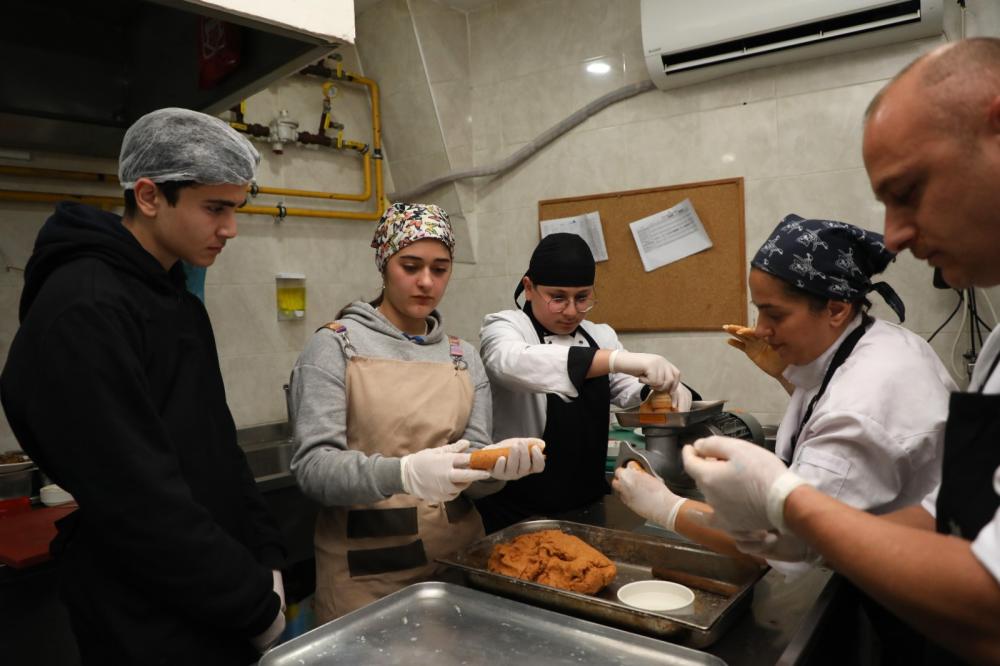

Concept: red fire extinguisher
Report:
left=198, top=17, right=242, bottom=90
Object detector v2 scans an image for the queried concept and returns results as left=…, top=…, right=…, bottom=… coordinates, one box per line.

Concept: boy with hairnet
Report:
left=1, top=108, right=287, bottom=665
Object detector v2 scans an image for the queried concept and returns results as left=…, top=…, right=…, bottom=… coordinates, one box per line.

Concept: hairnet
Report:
left=751, top=214, right=905, bottom=322
left=371, top=202, right=455, bottom=272
left=118, top=107, right=260, bottom=189
left=514, top=233, right=595, bottom=304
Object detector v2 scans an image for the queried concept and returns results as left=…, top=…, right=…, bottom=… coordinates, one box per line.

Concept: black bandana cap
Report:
left=514, top=233, right=596, bottom=304
left=751, top=214, right=905, bottom=323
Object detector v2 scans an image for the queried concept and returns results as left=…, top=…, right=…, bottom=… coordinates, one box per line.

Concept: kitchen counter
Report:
left=546, top=496, right=847, bottom=666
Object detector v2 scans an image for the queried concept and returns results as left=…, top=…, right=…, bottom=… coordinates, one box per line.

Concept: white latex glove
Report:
left=400, top=440, right=492, bottom=503
left=731, top=529, right=821, bottom=565
left=273, top=570, right=286, bottom=614
left=672, top=383, right=694, bottom=413
left=250, top=594, right=286, bottom=653
left=612, top=464, right=687, bottom=532
left=482, top=438, right=546, bottom=481
left=610, top=350, right=681, bottom=392
left=681, top=436, right=809, bottom=533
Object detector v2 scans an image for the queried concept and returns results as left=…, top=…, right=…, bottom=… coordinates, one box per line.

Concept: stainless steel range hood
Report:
left=0, top=0, right=343, bottom=157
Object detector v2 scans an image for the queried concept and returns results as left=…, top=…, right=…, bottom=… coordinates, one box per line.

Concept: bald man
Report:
left=679, top=38, right=1000, bottom=664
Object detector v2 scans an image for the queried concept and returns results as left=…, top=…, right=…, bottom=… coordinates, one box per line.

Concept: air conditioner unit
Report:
left=641, top=0, right=944, bottom=90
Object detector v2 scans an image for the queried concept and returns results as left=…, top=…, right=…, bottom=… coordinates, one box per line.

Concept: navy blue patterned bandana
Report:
left=751, top=214, right=905, bottom=322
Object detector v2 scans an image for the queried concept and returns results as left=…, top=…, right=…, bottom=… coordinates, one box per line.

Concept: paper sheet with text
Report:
left=539, top=211, right=609, bottom=262
left=629, top=199, right=712, bottom=272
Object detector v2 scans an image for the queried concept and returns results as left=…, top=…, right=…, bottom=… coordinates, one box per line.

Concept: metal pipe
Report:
left=255, top=150, right=371, bottom=202
left=0, top=65, right=387, bottom=221
left=0, top=188, right=385, bottom=221
left=0, top=188, right=122, bottom=207
left=0, top=165, right=119, bottom=184
left=240, top=203, right=384, bottom=221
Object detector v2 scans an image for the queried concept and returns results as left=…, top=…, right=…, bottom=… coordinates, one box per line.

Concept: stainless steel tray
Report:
left=438, top=520, right=765, bottom=648
left=259, top=582, right=724, bottom=665
left=615, top=400, right=726, bottom=428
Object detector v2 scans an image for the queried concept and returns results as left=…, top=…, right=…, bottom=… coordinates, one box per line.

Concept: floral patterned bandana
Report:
left=751, top=213, right=906, bottom=322
left=371, top=202, right=455, bottom=272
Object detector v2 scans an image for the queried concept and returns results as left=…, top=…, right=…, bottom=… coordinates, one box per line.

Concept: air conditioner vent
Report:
left=662, top=1, right=920, bottom=74
left=642, top=0, right=942, bottom=91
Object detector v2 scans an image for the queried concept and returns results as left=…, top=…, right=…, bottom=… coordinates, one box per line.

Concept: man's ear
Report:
left=827, top=299, right=854, bottom=327
left=133, top=178, right=160, bottom=218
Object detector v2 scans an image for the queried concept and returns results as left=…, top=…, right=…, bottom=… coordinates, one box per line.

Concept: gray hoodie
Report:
left=289, top=301, right=494, bottom=507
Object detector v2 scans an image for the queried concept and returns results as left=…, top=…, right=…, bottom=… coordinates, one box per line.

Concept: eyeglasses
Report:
left=538, top=290, right=597, bottom=314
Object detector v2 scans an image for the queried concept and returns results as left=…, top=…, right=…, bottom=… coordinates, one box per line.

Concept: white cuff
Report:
left=767, top=471, right=809, bottom=534
left=608, top=349, right=620, bottom=374
left=665, top=497, right=688, bottom=532
left=399, top=455, right=412, bottom=495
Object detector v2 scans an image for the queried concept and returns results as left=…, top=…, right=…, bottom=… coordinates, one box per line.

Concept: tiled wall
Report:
left=410, top=0, right=1000, bottom=426
left=3, top=1, right=1000, bottom=453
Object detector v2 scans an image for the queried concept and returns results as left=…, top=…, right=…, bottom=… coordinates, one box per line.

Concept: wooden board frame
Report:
left=538, top=178, right=746, bottom=332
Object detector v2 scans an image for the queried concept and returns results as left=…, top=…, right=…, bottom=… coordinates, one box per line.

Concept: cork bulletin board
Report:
left=538, top=178, right=746, bottom=332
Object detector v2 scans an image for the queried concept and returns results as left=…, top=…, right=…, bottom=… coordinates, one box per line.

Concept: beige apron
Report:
left=313, top=322, right=485, bottom=622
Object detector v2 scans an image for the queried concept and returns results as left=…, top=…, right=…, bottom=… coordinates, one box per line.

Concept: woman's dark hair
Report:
left=335, top=293, right=383, bottom=320
left=781, top=280, right=871, bottom=315
left=122, top=180, right=198, bottom=218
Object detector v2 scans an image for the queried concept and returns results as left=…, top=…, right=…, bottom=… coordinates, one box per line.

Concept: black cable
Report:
left=971, top=289, right=986, bottom=349
left=928, top=290, right=964, bottom=343
left=969, top=289, right=978, bottom=357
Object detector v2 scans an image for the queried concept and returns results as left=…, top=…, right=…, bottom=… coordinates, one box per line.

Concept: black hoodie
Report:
left=1, top=202, right=284, bottom=665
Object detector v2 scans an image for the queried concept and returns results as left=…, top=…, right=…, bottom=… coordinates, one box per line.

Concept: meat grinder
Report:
left=614, top=401, right=767, bottom=500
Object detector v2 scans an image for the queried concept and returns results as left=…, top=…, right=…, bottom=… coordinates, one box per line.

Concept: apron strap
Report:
left=320, top=321, right=357, bottom=357
left=785, top=314, right=873, bottom=464
left=448, top=335, right=468, bottom=371
left=977, top=349, right=1000, bottom=394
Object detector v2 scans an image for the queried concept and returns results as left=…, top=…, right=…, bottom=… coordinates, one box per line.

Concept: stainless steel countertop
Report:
left=551, top=496, right=836, bottom=666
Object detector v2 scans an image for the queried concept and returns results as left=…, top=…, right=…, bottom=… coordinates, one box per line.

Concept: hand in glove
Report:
left=610, top=350, right=681, bottom=393
left=613, top=463, right=687, bottom=531
left=250, top=592, right=286, bottom=653
left=481, top=438, right=546, bottom=480
left=672, top=383, right=694, bottom=413
left=682, top=436, right=808, bottom=533
left=730, top=529, right=820, bottom=565
left=722, top=324, right=787, bottom=379
left=400, top=441, right=492, bottom=503
left=272, top=570, right=286, bottom=614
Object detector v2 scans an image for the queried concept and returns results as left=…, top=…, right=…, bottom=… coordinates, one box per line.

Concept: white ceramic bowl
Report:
left=617, top=580, right=695, bottom=612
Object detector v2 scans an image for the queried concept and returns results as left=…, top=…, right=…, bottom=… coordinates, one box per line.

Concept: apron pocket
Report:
left=347, top=539, right=428, bottom=577
left=347, top=507, right=419, bottom=538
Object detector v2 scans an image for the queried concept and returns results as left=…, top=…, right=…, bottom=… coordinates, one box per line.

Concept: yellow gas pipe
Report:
left=0, top=67, right=386, bottom=221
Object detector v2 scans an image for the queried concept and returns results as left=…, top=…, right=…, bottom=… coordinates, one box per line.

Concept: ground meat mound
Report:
left=487, top=529, right=617, bottom=594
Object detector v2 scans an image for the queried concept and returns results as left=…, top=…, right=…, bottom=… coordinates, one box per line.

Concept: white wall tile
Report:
left=776, top=81, right=884, bottom=176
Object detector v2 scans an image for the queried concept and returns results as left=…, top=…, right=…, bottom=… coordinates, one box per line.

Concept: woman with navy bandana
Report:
left=616, top=215, right=956, bottom=575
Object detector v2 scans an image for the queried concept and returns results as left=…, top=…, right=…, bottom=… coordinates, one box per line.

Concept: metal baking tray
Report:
left=259, top=582, right=724, bottom=665
left=614, top=400, right=726, bottom=428
left=438, top=520, right=765, bottom=648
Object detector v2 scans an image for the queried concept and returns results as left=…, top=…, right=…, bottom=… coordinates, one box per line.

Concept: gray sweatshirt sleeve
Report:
left=289, top=332, right=404, bottom=507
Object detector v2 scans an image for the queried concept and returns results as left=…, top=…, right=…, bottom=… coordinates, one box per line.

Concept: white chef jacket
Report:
left=921, top=325, right=1000, bottom=584
left=479, top=309, right=646, bottom=440
left=776, top=315, right=956, bottom=516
